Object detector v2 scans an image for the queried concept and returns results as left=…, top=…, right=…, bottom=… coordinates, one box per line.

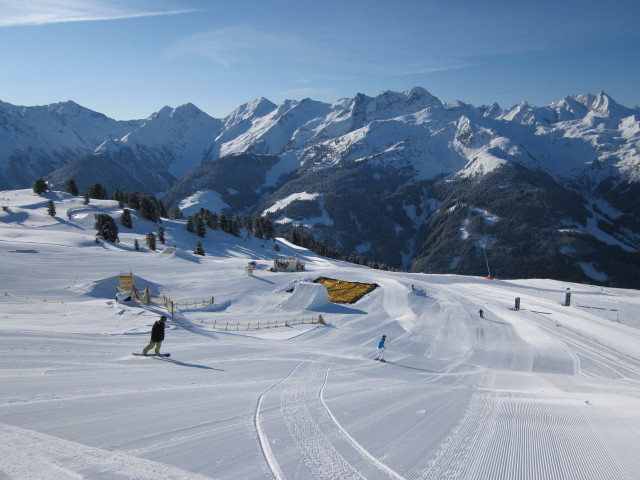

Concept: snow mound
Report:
left=280, top=282, right=332, bottom=312
left=160, top=247, right=199, bottom=263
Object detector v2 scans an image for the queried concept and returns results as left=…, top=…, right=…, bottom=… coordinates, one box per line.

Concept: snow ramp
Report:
left=280, top=282, right=332, bottom=312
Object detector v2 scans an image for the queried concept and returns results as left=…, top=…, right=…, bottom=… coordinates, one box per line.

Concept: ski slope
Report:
left=1, top=189, right=640, bottom=479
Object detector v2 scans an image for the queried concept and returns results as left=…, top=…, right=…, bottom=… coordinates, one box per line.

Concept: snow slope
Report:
left=1, top=189, right=640, bottom=479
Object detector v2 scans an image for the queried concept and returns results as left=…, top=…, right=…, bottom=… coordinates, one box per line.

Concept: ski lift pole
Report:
left=482, top=246, right=492, bottom=278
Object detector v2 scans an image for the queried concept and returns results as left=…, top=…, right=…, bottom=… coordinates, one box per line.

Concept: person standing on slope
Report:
left=478, top=309, right=484, bottom=319
left=373, top=335, right=387, bottom=362
left=142, top=315, right=167, bottom=355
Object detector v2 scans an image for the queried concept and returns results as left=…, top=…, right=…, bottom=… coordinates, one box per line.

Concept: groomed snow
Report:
left=1, top=189, right=640, bottom=479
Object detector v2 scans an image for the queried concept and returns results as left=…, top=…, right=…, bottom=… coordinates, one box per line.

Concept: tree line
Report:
left=33, top=176, right=389, bottom=269
left=185, top=208, right=276, bottom=241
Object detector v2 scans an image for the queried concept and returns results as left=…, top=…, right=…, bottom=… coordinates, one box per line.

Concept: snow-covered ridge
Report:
left=2, top=87, right=638, bottom=195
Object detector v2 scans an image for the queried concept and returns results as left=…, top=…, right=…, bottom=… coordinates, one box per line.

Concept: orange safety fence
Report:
left=2, top=291, right=65, bottom=304
left=199, top=316, right=323, bottom=331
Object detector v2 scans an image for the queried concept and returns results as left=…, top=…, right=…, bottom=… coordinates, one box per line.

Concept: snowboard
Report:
left=132, top=353, right=171, bottom=357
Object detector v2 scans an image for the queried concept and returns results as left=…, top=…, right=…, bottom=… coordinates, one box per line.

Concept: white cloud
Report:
left=391, top=62, right=473, bottom=76
left=165, top=25, right=310, bottom=68
left=0, top=0, right=196, bottom=27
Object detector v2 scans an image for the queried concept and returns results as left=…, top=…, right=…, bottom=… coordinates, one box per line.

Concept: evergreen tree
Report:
left=301, top=234, right=314, bottom=249
left=195, top=216, right=206, bottom=237
left=47, top=200, right=56, bottom=217
left=158, top=200, right=168, bottom=219
left=202, top=210, right=216, bottom=229
left=111, top=189, right=125, bottom=209
left=186, top=216, right=195, bottom=233
left=146, top=232, right=157, bottom=251
left=157, top=226, right=165, bottom=244
left=94, top=213, right=119, bottom=242
left=83, top=192, right=90, bottom=205
left=65, top=179, right=79, bottom=196
left=33, top=178, right=47, bottom=195
left=253, top=217, right=264, bottom=239
left=139, top=195, right=160, bottom=223
left=208, top=211, right=219, bottom=230
left=230, top=215, right=241, bottom=237
left=111, top=189, right=125, bottom=204
left=263, top=218, right=276, bottom=241
left=88, top=183, right=108, bottom=200
left=290, top=229, right=302, bottom=246
left=127, top=192, right=142, bottom=210
left=242, top=215, right=253, bottom=233
left=219, top=214, right=228, bottom=234
left=120, top=208, right=133, bottom=228
left=168, top=206, right=184, bottom=219
left=194, top=240, right=205, bottom=256
left=133, top=239, right=140, bottom=251
left=255, top=217, right=275, bottom=241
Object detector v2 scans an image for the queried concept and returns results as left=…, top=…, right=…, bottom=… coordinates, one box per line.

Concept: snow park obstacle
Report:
left=114, top=273, right=217, bottom=316
left=280, top=282, right=333, bottom=312
left=313, top=277, right=377, bottom=303
left=117, top=272, right=135, bottom=298
left=117, top=272, right=135, bottom=292
left=115, top=272, right=135, bottom=302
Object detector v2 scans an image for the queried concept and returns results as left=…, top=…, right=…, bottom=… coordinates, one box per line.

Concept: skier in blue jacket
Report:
left=373, top=335, right=387, bottom=362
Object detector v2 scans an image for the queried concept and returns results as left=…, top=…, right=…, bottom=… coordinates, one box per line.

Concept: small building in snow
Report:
left=273, top=255, right=304, bottom=272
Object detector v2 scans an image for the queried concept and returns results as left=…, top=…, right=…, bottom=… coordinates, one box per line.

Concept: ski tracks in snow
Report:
left=419, top=390, right=640, bottom=480
left=254, top=361, right=303, bottom=480
left=255, top=360, right=405, bottom=480
left=0, top=423, right=217, bottom=480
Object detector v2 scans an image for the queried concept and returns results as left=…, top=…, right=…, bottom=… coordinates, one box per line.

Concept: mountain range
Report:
left=1, top=88, right=639, bottom=288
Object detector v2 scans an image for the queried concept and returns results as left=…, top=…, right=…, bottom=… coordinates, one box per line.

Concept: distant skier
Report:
left=373, top=335, right=387, bottom=362
left=142, top=315, right=167, bottom=355
left=478, top=309, right=484, bottom=319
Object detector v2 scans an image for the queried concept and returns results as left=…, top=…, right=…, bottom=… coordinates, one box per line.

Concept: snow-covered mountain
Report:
left=1, top=88, right=639, bottom=287
left=3, top=89, right=638, bottom=193
left=43, top=103, right=223, bottom=195
left=0, top=100, right=140, bottom=190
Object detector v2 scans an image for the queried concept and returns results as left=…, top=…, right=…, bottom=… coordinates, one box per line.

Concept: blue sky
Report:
left=1, top=0, right=638, bottom=120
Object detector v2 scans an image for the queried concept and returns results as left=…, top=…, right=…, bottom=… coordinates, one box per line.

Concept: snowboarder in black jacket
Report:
left=142, top=315, right=166, bottom=355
